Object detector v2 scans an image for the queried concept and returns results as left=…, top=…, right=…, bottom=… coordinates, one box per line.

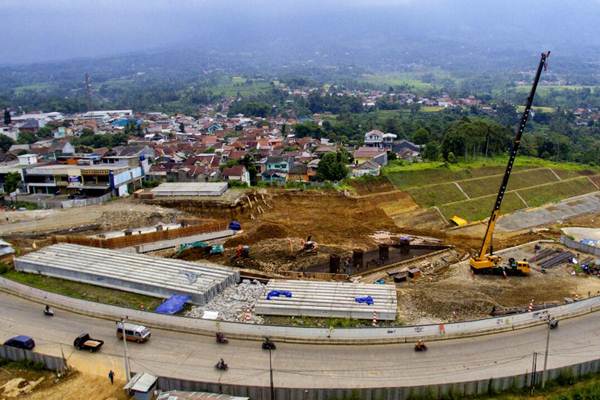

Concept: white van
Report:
left=116, top=322, right=151, bottom=343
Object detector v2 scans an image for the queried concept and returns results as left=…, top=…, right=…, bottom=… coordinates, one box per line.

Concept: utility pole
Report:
left=269, top=347, right=275, bottom=400
left=541, top=317, right=552, bottom=388
left=121, top=318, right=131, bottom=382
left=530, top=351, right=538, bottom=394
left=85, top=73, right=93, bottom=112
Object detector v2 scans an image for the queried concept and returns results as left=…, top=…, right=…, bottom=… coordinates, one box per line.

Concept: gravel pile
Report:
left=185, top=279, right=266, bottom=324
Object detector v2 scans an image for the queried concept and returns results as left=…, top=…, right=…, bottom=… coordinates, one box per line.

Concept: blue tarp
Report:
left=355, top=296, right=374, bottom=306
left=155, top=294, right=190, bottom=315
left=229, top=221, right=242, bottom=231
left=266, top=290, right=292, bottom=300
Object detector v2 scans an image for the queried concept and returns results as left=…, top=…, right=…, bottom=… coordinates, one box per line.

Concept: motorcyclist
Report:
left=216, top=358, right=227, bottom=370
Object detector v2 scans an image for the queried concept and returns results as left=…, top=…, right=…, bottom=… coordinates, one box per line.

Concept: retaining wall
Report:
left=561, top=235, right=600, bottom=257
left=155, top=359, right=600, bottom=400
left=2, top=277, right=600, bottom=344
left=0, top=345, right=68, bottom=372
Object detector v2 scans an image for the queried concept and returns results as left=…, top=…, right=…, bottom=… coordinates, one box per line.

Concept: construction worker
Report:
left=108, top=370, right=114, bottom=385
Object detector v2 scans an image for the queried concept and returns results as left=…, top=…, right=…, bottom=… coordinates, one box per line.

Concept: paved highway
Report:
left=1, top=291, right=599, bottom=388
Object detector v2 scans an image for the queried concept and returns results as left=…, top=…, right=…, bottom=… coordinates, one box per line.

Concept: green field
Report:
left=407, top=182, right=467, bottom=207
left=360, top=73, right=434, bottom=91
left=519, top=177, right=595, bottom=208
left=458, top=168, right=559, bottom=198
left=3, top=270, right=162, bottom=310
left=13, top=82, right=56, bottom=95
left=439, top=192, right=525, bottom=221
left=516, top=105, right=556, bottom=113
left=384, top=157, right=600, bottom=222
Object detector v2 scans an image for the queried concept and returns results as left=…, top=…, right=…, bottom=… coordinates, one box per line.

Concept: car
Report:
left=4, top=335, right=35, bottom=350
left=116, top=322, right=151, bottom=343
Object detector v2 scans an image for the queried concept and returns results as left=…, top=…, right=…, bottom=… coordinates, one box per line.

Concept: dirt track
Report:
left=0, top=199, right=181, bottom=237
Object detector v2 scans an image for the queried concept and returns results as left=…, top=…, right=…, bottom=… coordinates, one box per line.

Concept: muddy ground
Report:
left=0, top=367, right=128, bottom=400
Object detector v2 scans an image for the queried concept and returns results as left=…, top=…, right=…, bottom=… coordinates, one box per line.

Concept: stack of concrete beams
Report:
left=14, top=243, right=239, bottom=305
left=255, top=280, right=397, bottom=320
left=151, top=182, right=228, bottom=197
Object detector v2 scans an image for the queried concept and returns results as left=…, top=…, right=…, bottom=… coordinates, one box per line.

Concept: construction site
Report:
left=3, top=54, right=600, bottom=327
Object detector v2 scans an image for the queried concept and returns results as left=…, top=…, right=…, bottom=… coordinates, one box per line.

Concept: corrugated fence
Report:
left=561, top=235, right=600, bottom=257
left=156, top=359, right=600, bottom=400
left=0, top=345, right=68, bottom=372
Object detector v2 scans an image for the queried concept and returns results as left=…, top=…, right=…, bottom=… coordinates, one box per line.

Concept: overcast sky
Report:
left=2, top=0, right=599, bottom=64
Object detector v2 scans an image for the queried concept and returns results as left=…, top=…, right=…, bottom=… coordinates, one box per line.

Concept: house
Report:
left=265, top=156, right=290, bottom=172
left=392, top=140, right=421, bottom=161
left=123, top=372, right=158, bottom=400
left=353, top=146, right=388, bottom=166
left=352, top=160, right=381, bottom=177
left=287, top=162, right=309, bottom=182
left=261, top=169, right=287, bottom=185
left=364, top=130, right=384, bottom=147
left=383, top=133, right=397, bottom=147
left=222, top=165, right=250, bottom=185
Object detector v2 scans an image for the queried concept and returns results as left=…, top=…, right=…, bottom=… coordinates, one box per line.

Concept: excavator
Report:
left=470, top=51, right=550, bottom=275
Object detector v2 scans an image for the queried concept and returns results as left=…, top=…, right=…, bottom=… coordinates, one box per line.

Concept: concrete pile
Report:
left=185, top=279, right=266, bottom=323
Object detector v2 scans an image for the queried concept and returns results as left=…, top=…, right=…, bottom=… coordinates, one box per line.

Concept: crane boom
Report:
left=470, top=51, right=550, bottom=273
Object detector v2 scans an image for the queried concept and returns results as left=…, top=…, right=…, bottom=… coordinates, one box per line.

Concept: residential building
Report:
left=222, top=165, right=250, bottom=185
left=352, top=160, right=381, bottom=177
left=353, top=146, right=388, bottom=166
left=364, top=130, right=384, bottom=147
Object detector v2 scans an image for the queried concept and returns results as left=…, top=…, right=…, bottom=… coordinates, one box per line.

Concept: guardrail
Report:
left=2, top=276, right=599, bottom=344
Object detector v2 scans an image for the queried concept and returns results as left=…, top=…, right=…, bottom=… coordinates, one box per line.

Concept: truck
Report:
left=73, top=333, right=104, bottom=352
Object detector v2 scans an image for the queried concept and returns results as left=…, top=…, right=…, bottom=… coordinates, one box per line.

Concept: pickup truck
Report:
left=73, top=333, right=104, bottom=352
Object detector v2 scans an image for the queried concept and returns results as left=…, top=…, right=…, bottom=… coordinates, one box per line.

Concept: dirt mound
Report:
left=226, top=222, right=290, bottom=247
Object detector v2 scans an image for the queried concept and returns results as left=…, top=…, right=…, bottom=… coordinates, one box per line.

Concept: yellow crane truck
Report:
left=470, top=51, right=550, bottom=275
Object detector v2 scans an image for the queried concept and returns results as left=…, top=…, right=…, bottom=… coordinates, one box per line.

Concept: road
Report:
left=1, top=291, right=599, bottom=389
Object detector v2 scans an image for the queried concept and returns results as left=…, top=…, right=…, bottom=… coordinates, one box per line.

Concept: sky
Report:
left=2, top=0, right=600, bottom=65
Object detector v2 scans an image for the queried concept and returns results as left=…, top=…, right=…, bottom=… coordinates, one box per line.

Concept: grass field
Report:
left=385, top=157, right=600, bottom=222
left=407, top=182, right=467, bottom=207
left=458, top=168, right=559, bottom=198
left=3, top=270, right=162, bottom=310
left=440, top=192, right=525, bottom=221
left=519, top=177, right=595, bottom=208
left=360, top=73, right=434, bottom=91
left=516, top=105, right=556, bottom=113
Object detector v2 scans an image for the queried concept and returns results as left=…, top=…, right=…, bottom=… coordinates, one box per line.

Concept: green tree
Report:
left=317, top=152, right=349, bottom=181
left=17, top=132, right=38, bottom=144
left=423, top=142, right=441, bottom=161
left=3, top=172, right=21, bottom=194
left=3, top=108, right=11, bottom=125
left=0, top=135, right=14, bottom=152
left=413, top=127, right=430, bottom=145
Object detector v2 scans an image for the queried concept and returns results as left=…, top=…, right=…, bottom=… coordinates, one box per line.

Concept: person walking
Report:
left=108, top=370, right=114, bottom=385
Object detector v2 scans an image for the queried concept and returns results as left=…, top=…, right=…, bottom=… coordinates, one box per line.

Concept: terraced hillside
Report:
left=384, top=159, right=600, bottom=222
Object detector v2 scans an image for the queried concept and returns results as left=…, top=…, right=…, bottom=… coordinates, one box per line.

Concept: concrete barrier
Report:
left=0, top=345, right=68, bottom=372
left=154, top=359, right=600, bottom=400
left=2, top=276, right=600, bottom=344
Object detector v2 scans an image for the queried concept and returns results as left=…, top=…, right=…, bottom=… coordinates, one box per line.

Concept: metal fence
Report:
left=561, top=235, right=600, bottom=257
left=155, top=359, right=600, bottom=400
left=0, top=345, right=68, bottom=372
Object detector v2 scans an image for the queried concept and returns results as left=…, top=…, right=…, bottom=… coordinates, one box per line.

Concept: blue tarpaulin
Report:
left=266, top=290, right=292, bottom=300
left=155, top=294, right=190, bottom=315
left=355, top=296, right=374, bottom=306
left=229, top=221, right=242, bottom=231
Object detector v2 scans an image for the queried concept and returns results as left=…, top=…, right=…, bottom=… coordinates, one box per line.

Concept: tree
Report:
left=317, top=152, right=349, bottom=181
left=0, top=135, right=14, bottom=152
left=413, top=127, right=430, bottom=145
left=3, top=109, right=11, bottom=125
left=423, top=142, right=441, bottom=161
left=3, top=172, right=21, bottom=194
left=447, top=151, right=457, bottom=163
left=17, top=132, right=38, bottom=144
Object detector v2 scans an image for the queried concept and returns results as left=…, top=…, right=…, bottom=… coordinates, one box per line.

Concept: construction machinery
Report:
left=470, top=51, right=550, bottom=275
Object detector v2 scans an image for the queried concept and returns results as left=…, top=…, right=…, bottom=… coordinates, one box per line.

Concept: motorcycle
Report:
left=216, top=332, right=229, bottom=344
left=43, top=305, right=54, bottom=317
left=414, top=340, right=427, bottom=352
left=262, top=338, right=276, bottom=350
left=215, top=359, right=228, bottom=371
left=549, top=318, right=558, bottom=329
